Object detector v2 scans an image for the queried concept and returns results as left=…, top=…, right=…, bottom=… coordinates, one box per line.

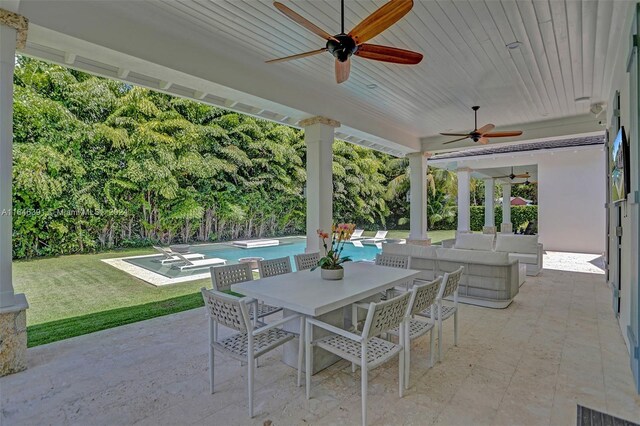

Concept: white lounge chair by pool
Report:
left=173, top=253, right=226, bottom=271
left=350, top=229, right=365, bottom=240
left=153, top=246, right=205, bottom=264
left=232, top=239, right=280, bottom=248
left=363, top=230, right=388, bottom=242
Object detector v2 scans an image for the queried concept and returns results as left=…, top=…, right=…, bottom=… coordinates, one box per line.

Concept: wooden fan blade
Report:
left=443, top=136, right=469, bottom=145
left=349, top=0, right=413, bottom=44
left=483, top=131, right=523, bottom=138
left=274, top=2, right=338, bottom=42
left=514, top=173, right=530, bottom=178
left=355, top=44, right=423, bottom=64
left=440, top=132, right=470, bottom=137
left=266, top=48, right=328, bottom=63
left=335, top=58, right=351, bottom=84
left=477, top=123, right=495, bottom=135
left=478, top=137, right=490, bottom=145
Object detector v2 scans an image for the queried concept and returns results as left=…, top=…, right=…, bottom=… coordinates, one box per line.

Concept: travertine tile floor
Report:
left=1, top=251, right=639, bottom=425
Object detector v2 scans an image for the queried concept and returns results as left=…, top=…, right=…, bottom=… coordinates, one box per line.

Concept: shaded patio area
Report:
left=2, top=252, right=639, bottom=425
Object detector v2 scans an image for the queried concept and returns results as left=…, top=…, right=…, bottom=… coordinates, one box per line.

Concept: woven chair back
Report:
left=363, top=291, right=411, bottom=339
left=210, top=263, right=253, bottom=292
left=201, top=288, right=250, bottom=332
left=258, top=256, right=292, bottom=278
left=294, top=252, right=319, bottom=271
left=410, top=278, right=441, bottom=315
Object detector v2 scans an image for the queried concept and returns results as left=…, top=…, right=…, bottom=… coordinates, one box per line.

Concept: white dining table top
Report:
left=232, top=262, right=421, bottom=317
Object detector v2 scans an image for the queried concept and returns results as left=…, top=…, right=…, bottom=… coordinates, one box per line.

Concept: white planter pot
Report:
left=320, top=267, right=344, bottom=280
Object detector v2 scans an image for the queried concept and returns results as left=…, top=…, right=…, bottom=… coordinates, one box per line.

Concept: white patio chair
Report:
left=350, top=229, right=365, bottom=240
left=352, top=253, right=410, bottom=332
left=173, top=253, right=226, bottom=270
left=387, top=277, right=441, bottom=388
left=305, top=291, right=411, bottom=426
left=416, top=266, right=464, bottom=362
left=294, top=252, right=319, bottom=271
left=153, top=246, right=205, bottom=264
left=210, top=263, right=282, bottom=324
left=256, top=256, right=305, bottom=386
left=257, top=256, right=292, bottom=278
left=201, top=288, right=302, bottom=417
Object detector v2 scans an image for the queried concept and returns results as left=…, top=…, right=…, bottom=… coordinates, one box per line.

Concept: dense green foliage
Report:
left=12, top=58, right=394, bottom=258
left=469, top=205, right=538, bottom=232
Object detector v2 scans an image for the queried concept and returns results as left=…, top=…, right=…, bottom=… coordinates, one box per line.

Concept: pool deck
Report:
left=2, top=251, right=639, bottom=425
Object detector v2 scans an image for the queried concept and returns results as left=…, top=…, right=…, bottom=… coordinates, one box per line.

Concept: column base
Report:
left=0, top=293, right=29, bottom=377
left=482, top=226, right=497, bottom=234
left=406, top=238, right=431, bottom=246
left=500, top=223, right=513, bottom=233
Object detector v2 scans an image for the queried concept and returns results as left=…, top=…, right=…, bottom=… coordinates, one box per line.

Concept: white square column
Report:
left=300, top=117, right=339, bottom=253
left=0, top=9, right=29, bottom=377
left=501, top=183, right=512, bottom=233
left=483, top=178, right=496, bottom=234
left=407, top=152, right=430, bottom=245
left=457, top=168, right=471, bottom=232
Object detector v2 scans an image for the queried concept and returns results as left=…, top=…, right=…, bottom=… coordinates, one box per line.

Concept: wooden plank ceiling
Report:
left=143, top=0, right=625, bottom=138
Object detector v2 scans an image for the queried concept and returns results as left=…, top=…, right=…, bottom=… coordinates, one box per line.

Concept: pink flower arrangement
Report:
left=313, top=223, right=356, bottom=270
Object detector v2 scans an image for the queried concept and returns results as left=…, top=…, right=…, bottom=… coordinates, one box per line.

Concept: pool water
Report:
left=125, top=237, right=382, bottom=279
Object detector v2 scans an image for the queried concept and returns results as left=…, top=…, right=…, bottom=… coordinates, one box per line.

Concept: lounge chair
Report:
left=153, top=246, right=205, bottom=264
left=350, top=229, right=365, bottom=240
left=363, top=230, right=388, bottom=242
left=173, top=253, right=226, bottom=271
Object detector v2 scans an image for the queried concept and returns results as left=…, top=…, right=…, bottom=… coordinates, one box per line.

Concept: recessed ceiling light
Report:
left=366, top=83, right=378, bottom=89
left=575, top=96, right=591, bottom=102
left=506, top=41, right=522, bottom=50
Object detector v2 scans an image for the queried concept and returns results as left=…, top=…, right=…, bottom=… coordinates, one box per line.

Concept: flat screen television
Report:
left=610, top=126, right=630, bottom=203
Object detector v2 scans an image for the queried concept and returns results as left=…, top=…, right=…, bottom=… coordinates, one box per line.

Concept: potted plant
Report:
left=313, top=223, right=356, bottom=280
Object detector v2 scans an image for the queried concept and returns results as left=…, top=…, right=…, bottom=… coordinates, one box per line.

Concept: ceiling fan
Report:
left=496, top=167, right=530, bottom=181
left=441, top=106, right=523, bottom=145
left=266, top=0, right=423, bottom=84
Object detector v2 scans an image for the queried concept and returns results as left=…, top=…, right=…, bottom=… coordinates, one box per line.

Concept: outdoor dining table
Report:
left=232, top=261, right=421, bottom=374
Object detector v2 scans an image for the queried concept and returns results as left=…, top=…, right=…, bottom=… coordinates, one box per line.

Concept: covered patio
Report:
left=2, top=252, right=638, bottom=425
left=1, top=0, right=639, bottom=423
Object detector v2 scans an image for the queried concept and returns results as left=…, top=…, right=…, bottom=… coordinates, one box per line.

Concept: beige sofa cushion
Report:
left=508, top=253, right=538, bottom=265
left=382, top=243, right=437, bottom=258
left=495, top=234, right=539, bottom=254
left=454, top=233, right=494, bottom=251
left=436, top=248, right=509, bottom=264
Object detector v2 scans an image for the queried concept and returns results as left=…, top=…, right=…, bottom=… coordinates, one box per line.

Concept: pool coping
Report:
left=101, top=254, right=212, bottom=286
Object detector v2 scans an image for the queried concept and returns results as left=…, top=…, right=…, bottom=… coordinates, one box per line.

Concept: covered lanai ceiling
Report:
left=15, top=0, right=634, bottom=155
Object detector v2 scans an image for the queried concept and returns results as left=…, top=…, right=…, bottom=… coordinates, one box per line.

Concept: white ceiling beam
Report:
left=116, top=68, right=129, bottom=79
left=193, top=90, right=207, bottom=100
left=63, top=52, right=76, bottom=64
left=223, top=99, right=239, bottom=108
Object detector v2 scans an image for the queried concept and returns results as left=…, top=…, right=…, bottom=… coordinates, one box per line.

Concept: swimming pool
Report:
left=124, top=237, right=382, bottom=279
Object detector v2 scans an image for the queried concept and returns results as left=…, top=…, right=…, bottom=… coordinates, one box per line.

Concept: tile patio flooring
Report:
left=1, top=252, right=639, bottom=425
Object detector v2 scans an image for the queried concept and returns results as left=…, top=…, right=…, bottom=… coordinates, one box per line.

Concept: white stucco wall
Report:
left=538, top=148, right=607, bottom=253
left=429, top=142, right=607, bottom=254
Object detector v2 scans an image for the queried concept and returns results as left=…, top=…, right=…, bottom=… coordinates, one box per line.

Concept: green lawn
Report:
left=14, top=230, right=456, bottom=347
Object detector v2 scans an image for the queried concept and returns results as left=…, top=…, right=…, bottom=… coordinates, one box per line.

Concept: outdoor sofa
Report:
left=382, top=240, right=525, bottom=309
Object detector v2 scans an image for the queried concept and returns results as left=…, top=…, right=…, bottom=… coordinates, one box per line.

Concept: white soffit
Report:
left=16, top=0, right=635, bottom=155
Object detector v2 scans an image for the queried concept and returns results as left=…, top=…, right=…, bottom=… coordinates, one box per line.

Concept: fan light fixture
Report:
left=267, top=0, right=423, bottom=84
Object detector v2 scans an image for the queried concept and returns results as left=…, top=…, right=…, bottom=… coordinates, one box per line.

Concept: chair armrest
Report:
left=253, top=314, right=300, bottom=336
left=307, top=317, right=363, bottom=342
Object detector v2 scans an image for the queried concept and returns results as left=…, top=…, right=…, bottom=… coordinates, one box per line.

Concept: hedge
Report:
left=428, top=205, right=538, bottom=231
